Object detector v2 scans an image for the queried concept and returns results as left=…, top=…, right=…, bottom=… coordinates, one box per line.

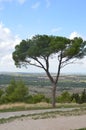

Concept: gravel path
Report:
left=0, top=115, right=86, bottom=130
left=0, top=108, right=78, bottom=119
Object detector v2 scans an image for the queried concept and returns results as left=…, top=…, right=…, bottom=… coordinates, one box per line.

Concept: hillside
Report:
left=0, top=72, right=86, bottom=96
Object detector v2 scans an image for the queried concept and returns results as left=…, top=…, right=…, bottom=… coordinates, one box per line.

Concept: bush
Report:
left=25, top=94, right=50, bottom=104
left=5, top=80, right=17, bottom=96
left=0, top=89, right=4, bottom=98
left=32, top=94, right=46, bottom=103
left=56, top=91, right=71, bottom=103
left=11, top=80, right=29, bottom=102
left=0, top=89, right=4, bottom=104
left=71, top=89, right=86, bottom=104
left=25, top=95, right=33, bottom=103
left=80, top=89, right=86, bottom=103
left=3, top=80, right=29, bottom=103
left=71, top=93, right=81, bottom=104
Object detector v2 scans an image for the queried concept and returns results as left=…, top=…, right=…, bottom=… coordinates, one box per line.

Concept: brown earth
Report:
left=0, top=115, right=86, bottom=130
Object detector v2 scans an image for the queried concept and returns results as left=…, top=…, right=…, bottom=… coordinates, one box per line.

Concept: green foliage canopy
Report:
left=13, top=35, right=86, bottom=70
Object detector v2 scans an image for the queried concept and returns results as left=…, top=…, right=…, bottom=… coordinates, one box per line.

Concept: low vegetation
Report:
left=0, top=79, right=86, bottom=105
left=56, top=90, right=86, bottom=104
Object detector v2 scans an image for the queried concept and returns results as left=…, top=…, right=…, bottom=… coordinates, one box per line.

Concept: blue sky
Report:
left=0, top=0, right=86, bottom=74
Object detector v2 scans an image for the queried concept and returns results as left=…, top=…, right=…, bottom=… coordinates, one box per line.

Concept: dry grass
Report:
left=0, top=102, right=52, bottom=111
left=0, top=102, right=86, bottom=112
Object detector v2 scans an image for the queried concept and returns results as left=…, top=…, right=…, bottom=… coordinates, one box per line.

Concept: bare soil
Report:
left=0, top=115, right=86, bottom=130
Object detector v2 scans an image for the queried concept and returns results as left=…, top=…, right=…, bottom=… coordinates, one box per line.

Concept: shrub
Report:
left=0, top=89, right=4, bottom=104
left=0, top=89, right=4, bottom=98
left=56, top=91, right=71, bottom=103
left=25, top=94, right=50, bottom=104
left=25, top=95, right=33, bottom=103
left=3, top=80, right=29, bottom=103
left=32, top=94, right=46, bottom=103
left=71, top=89, right=86, bottom=104
left=71, top=93, right=81, bottom=104
left=11, top=80, right=29, bottom=102
left=80, top=89, right=86, bottom=103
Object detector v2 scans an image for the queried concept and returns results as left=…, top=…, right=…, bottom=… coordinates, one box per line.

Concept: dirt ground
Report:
left=0, top=115, right=86, bottom=130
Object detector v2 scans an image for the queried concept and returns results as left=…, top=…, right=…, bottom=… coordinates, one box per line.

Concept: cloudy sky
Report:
left=0, top=0, right=86, bottom=74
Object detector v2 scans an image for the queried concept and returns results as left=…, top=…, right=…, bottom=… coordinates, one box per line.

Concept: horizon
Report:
left=1, top=71, right=86, bottom=76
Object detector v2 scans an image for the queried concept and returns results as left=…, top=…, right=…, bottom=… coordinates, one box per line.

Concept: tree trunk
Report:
left=45, top=52, right=62, bottom=108
left=52, top=82, right=57, bottom=108
left=51, top=52, right=62, bottom=108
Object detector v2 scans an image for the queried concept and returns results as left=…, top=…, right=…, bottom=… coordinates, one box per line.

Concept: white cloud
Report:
left=69, top=31, right=81, bottom=39
left=0, top=22, right=21, bottom=71
left=0, top=22, right=21, bottom=48
left=31, top=1, right=40, bottom=9
left=1, top=54, right=12, bottom=65
left=69, top=31, right=86, bottom=41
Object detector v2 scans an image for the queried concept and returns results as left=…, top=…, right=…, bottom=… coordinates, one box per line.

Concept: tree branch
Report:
left=45, top=70, right=54, bottom=83
left=24, top=59, right=43, bottom=68
left=61, top=59, right=76, bottom=68
left=55, top=51, right=63, bottom=84
left=34, top=57, right=47, bottom=71
left=25, top=57, right=54, bottom=83
left=44, top=56, right=49, bottom=71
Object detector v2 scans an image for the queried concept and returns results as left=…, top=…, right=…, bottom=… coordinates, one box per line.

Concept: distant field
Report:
left=0, top=73, right=86, bottom=96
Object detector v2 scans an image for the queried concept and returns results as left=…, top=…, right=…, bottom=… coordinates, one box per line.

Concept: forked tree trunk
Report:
left=51, top=53, right=62, bottom=108
left=45, top=52, right=62, bottom=108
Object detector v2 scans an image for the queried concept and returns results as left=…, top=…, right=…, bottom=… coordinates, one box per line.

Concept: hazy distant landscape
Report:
left=0, top=72, right=86, bottom=97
